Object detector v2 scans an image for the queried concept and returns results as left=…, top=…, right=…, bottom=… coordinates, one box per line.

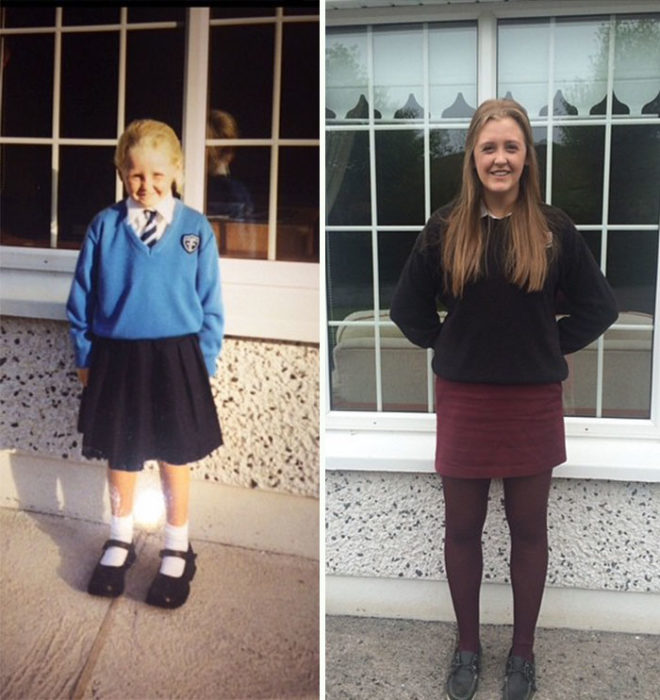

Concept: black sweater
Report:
left=390, top=204, right=618, bottom=384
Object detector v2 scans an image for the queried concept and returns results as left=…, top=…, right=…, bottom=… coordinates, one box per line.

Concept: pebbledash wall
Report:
left=325, top=470, right=660, bottom=633
left=0, top=316, right=319, bottom=558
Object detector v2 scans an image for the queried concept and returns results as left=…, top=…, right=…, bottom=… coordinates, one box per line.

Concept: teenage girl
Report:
left=67, top=119, right=224, bottom=609
left=390, top=99, right=617, bottom=700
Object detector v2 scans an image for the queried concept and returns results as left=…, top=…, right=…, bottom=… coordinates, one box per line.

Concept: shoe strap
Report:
left=104, top=539, right=133, bottom=551
left=159, top=548, right=190, bottom=560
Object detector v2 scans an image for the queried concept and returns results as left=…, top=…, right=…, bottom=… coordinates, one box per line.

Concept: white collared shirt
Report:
left=480, top=202, right=512, bottom=219
left=126, top=195, right=176, bottom=244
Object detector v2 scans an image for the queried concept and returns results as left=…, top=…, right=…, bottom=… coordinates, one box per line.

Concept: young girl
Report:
left=390, top=99, right=617, bottom=700
left=67, top=119, right=224, bottom=609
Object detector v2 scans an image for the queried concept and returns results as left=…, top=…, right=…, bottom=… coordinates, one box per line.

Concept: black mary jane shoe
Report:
left=145, top=545, right=197, bottom=609
left=502, top=653, right=536, bottom=700
left=87, top=539, right=136, bottom=598
left=446, top=646, right=481, bottom=700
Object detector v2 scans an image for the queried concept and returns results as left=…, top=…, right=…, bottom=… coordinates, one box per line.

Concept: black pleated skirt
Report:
left=435, top=376, right=566, bottom=479
left=78, top=335, right=223, bottom=469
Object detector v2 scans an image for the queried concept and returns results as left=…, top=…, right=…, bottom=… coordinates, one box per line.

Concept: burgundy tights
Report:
left=442, top=470, right=553, bottom=661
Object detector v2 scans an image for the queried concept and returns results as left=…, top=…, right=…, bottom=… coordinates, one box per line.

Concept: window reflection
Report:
left=326, top=131, right=371, bottom=225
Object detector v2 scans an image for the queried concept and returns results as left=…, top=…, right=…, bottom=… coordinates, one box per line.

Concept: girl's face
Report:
left=120, top=145, right=179, bottom=208
left=472, top=116, right=528, bottom=206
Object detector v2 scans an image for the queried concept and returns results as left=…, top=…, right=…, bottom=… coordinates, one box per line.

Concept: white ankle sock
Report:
left=160, top=522, right=189, bottom=577
left=100, top=514, right=134, bottom=567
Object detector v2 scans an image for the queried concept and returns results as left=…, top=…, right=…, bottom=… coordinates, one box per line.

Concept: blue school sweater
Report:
left=67, top=199, right=224, bottom=375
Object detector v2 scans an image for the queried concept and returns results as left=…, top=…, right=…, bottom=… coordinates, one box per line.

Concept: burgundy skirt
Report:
left=434, top=377, right=566, bottom=479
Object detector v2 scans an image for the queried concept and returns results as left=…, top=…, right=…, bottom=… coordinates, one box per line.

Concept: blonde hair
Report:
left=442, top=98, right=552, bottom=297
left=115, top=119, right=184, bottom=194
left=206, top=109, right=239, bottom=175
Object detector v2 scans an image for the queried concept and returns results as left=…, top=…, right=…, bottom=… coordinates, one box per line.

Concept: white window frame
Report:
left=323, top=0, right=660, bottom=481
left=0, top=7, right=320, bottom=344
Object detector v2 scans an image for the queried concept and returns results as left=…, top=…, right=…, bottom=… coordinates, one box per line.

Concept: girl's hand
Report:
left=77, top=368, right=89, bottom=387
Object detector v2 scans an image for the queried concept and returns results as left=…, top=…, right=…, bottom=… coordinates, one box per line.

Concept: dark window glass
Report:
left=376, top=130, right=424, bottom=225
left=326, top=230, right=374, bottom=322
left=430, top=129, right=466, bottom=211
left=281, top=22, right=319, bottom=138
left=1, top=35, right=54, bottom=137
left=126, top=29, right=185, bottom=134
left=552, top=126, right=605, bottom=224
left=284, top=7, right=319, bottom=16
left=127, top=7, right=186, bottom=23
left=62, top=7, right=120, bottom=25
left=60, top=33, right=118, bottom=138
left=205, top=147, right=271, bottom=260
left=209, top=25, right=274, bottom=138
left=532, top=126, right=548, bottom=200
left=58, top=147, right=116, bottom=249
left=607, top=230, right=658, bottom=316
left=0, top=145, right=51, bottom=247
left=609, top=125, right=660, bottom=224
left=210, top=8, right=275, bottom=19
left=2, top=7, right=55, bottom=27
left=277, top=147, right=319, bottom=261
left=378, top=230, right=418, bottom=311
left=326, top=131, right=371, bottom=225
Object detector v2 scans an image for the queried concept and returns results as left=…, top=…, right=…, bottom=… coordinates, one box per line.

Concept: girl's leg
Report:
left=158, top=461, right=191, bottom=577
left=100, top=467, right=138, bottom=566
left=502, top=469, right=553, bottom=661
left=442, top=475, right=491, bottom=653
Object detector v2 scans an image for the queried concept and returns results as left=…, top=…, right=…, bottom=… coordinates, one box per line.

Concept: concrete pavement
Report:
left=0, top=508, right=318, bottom=700
left=325, top=614, right=660, bottom=699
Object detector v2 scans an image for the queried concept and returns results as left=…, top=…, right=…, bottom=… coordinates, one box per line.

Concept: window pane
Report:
left=205, top=146, right=270, bottom=260
left=609, top=125, right=660, bottom=224
left=281, top=22, right=319, bottom=139
left=326, top=28, right=368, bottom=121
left=552, top=126, right=605, bottom=224
left=278, top=147, right=319, bottom=262
left=498, top=20, right=550, bottom=115
left=326, top=230, right=373, bottom=322
left=61, top=33, right=118, bottom=138
left=429, top=23, right=477, bottom=121
left=1, top=35, right=54, bottom=137
left=58, top=147, right=116, bottom=249
left=210, top=8, right=275, bottom=19
left=126, top=29, right=185, bottom=135
left=326, top=130, right=371, bottom=225
left=62, top=7, right=120, bottom=25
left=127, top=7, right=186, bottom=23
left=373, top=25, right=423, bottom=120
left=613, top=15, right=660, bottom=117
left=430, top=129, right=466, bottom=212
left=607, top=230, right=658, bottom=316
left=2, top=7, right=55, bottom=27
left=209, top=25, right=274, bottom=138
left=375, top=130, right=424, bottom=225
left=0, top=145, right=51, bottom=247
left=329, top=324, right=377, bottom=411
left=284, top=7, right=319, bottom=16
left=378, top=230, right=418, bottom=311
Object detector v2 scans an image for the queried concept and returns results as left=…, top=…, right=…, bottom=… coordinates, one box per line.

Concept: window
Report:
left=0, top=6, right=319, bottom=262
left=324, top=3, right=659, bottom=478
left=0, top=6, right=320, bottom=344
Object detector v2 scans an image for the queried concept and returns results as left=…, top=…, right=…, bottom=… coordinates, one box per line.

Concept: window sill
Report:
left=0, top=246, right=319, bottom=344
left=324, top=419, right=660, bottom=482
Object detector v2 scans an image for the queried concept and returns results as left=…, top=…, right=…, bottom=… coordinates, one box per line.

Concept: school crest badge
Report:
left=181, top=234, right=200, bottom=253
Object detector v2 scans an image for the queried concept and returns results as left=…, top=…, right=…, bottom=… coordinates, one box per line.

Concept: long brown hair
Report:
left=442, top=99, right=551, bottom=297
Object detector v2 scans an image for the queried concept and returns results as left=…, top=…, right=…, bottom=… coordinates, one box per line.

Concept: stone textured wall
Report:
left=0, top=317, right=318, bottom=497
left=326, top=470, right=660, bottom=593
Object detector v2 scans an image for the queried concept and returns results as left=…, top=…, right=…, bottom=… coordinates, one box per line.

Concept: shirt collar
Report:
left=126, top=195, right=176, bottom=225
left=480, top=202, right=512, bottom=220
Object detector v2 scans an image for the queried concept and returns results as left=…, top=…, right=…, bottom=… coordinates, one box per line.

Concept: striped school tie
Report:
left=141, top=209, right=158, bottom=247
